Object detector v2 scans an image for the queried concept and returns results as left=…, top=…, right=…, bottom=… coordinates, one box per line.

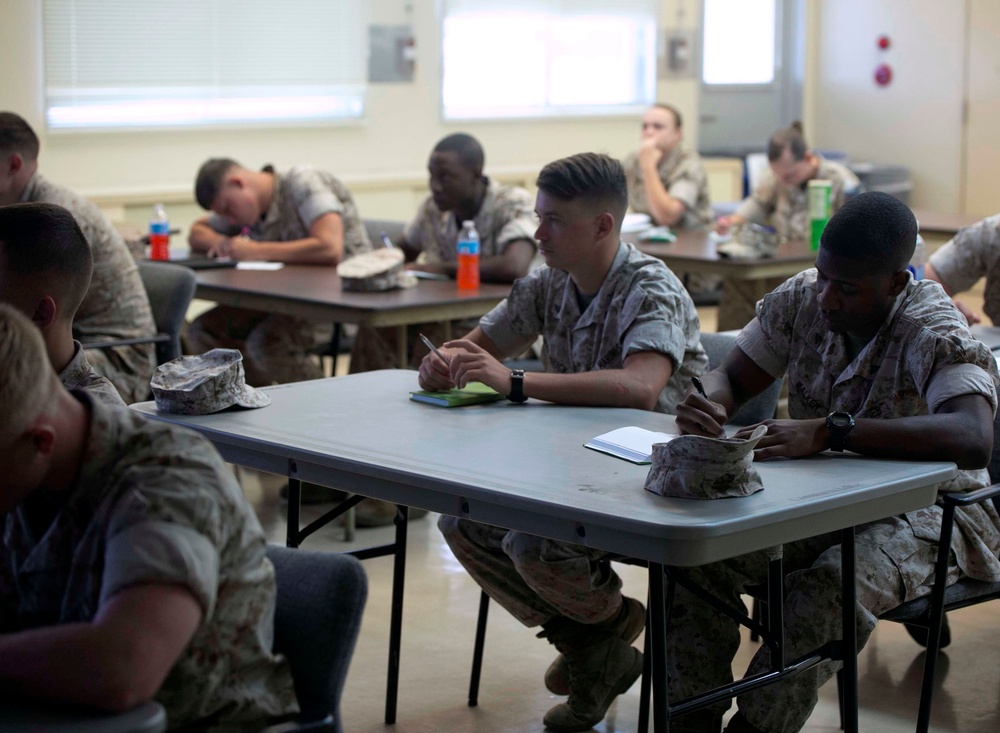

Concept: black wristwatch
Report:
left=825, top=411, right=855, bottom=452
left=507, top=369, right=528, bottom=403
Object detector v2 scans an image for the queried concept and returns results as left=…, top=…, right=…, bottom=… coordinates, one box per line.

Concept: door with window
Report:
left=697, top=0, right=804, bottom=155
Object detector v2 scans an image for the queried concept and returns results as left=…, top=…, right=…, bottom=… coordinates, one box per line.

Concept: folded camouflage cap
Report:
left=717, top=223, right=781, bottom=260
left=151, top=348, right=271, bottom=415
left=644, top=424, right=768, bottom=500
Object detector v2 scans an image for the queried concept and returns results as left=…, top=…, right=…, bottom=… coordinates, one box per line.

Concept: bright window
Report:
left=441, top=0, right=657, bottom=120
left=702, top=0, right=776, bottom=85
left=42, top=0, right=367, bottom=130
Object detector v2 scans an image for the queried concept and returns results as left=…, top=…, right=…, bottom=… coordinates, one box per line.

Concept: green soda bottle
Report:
left=808, top=179, right=832, bottom=251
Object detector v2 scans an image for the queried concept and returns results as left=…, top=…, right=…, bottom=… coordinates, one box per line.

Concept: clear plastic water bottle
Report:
left=149, top=203, right=170, bottom=261
left=908, top=231, right=926, bottom=280
left=456, top=220, right=480, bottom=290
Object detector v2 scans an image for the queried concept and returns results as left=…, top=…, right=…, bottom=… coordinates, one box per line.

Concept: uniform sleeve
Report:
left=734, top=171, right=777, bottom=224
left=205, top=212, right=240, bottom=236
left=909, top=324, right=1000, bottom=415
left=479, top=270, right=546, bottom=355
left=928, top=217, right=1000, bottom=294
left=830, top=164, right=861, bottom=209
left=619, top=269, right=696, bottom=370
left=735, top=274, right=807, bottom=379
left=492, top=188, right=538, bottom=253
left=287, top=169, right=345, bottom=229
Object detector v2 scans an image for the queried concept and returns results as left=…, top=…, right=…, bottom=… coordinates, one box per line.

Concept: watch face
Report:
left=829, top=412, right=853, bottom=429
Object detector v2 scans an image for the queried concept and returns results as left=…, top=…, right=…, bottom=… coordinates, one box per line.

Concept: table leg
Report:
left=286, top=476, right=301, bottom=548
left=384, top=505, right=409, bottom=724
left=717, top=277, right=786, bottom=332
left=397, top=325, right=408, bottom=369
left=840, top=526, right=858, bottom=733
left=648, top=562, right=669, bottom=732
left=443, top=320, right=453, bottom=341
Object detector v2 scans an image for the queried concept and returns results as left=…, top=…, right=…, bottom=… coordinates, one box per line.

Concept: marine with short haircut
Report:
left=0, top=202, right=124, bottom=408
left=0, top=112, right=156, bottom=403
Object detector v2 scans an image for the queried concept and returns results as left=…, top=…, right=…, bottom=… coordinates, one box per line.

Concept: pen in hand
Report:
left=692, top=376, right=708, bottom=399
left=419, top=333, right=450, bottom=367
left=380, top=231, right=394, bottom=249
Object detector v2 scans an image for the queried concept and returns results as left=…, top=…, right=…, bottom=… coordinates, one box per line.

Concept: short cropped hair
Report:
left=653, top=103, right=683, bottom=129
left=0, top=202, right=94, bottom=320
left=820, top=191, right=917, bottom=273
left=767, top=121, right=808, bottom=162
left=432, top=133, right=485, bottom=172
left=0, top=112, right=40, bottom=161
left=195, top=158, right=241, bottom=210
left=0, top=302, right=59, bottom=445
left=536, top=153, right=628, bottom=222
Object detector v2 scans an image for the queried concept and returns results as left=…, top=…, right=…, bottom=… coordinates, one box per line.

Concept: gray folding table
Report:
left=132, top=370, right=953, bottom=732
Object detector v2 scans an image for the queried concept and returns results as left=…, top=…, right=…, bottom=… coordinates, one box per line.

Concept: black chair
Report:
left=82, top=261, right=196, bottom=366
left=464, top=329, right=784, bottom=709
left=264, top=545, right=368, bottom=733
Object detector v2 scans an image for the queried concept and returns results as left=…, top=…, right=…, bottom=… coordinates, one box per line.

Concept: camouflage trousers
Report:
left=186, top=306, right=326, bottom=387
left=85, top=342, right=155, bottom=404
left=667, top=514, right=957, bottom=732
left=438, top=516, right=622, bottom=627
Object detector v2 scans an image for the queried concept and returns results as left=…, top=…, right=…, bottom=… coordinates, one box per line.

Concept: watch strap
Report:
left=507, top=369, right=528, bottom=403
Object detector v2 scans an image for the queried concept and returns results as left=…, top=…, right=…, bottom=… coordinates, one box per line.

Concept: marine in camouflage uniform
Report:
left=0, top=393, right=298, bottom=731
left=187, top=165, right=372, bottom=385
left=21, top=173, right=156, bottom=403
left=349, top=177, right=538, bottom=372
left=734, top=156, right=860, bottom=240
left=927, top=212, right=1000, bottom=323
left=624, top=145, right=713, bottom=231
left=667, top=271, right=1000, bottom=732
left=60, top=339, right=127, bottom=409
left=439, top=241, right=708, bottom=629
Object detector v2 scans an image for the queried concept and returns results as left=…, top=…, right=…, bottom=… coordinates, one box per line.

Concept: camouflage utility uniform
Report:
left=667, top=272, right=1000, bottom=732
left=624, top=145, right=713, bottom=231
left=734, top=157, right=860, bottom=240
left=60, top=339, right=126, bottom=408
left=928, top=213, right=1000, bottom=323
left=21, top=174, right=156, bottom=403
left=0, top=395, right=298, bottom=732
left=349, top=177, right=538, bottom=372
left=439, top=241, right=708, bottom=628
left=187, top=165, right=372, bottom=385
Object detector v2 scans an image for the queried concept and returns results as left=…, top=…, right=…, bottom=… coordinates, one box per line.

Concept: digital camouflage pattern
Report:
left=927, top=212, right=1000, bottom=323
left=60, top=340, right=127, bottom=409
left=665, top=271, right=1000, bottom=732
left=645, top=425, right=767, bottom=500
left=0, top=395, right=297, bottom=731
left=151, top=348, right=271, bottom=415
left=21, top=174, right=156, bottom=404
left=734, top=157, right=860, bottom=240
left=191, top=165, right=371, bottom=386
left=717, top=222, right=782, bottom=260
left=480, top=241, right=708, bottom=414
left=624, top=145, right=713, bottom=230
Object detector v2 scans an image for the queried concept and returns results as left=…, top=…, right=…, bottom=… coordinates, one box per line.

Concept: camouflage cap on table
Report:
left=644, top=424, right=767, bottom=500
left=717, top=223, right=782, bottom=260
left=151, top=348, right=271, bottom=415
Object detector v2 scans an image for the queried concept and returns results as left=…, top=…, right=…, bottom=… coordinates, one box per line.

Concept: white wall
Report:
left=806, top=0, right=966, bottom=211
left=0, top=0, right=703, bottom=225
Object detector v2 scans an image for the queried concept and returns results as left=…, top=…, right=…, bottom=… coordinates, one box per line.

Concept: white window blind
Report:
left=441, top=0, right=657, bottom=120
left=42, top=0, right=367, bottom=130
left=702, top=0, right=776, bottom=85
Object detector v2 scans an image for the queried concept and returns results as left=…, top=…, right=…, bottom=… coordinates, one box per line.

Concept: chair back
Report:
left=137, top=261, right=196, bottom=364
left=700, top=331, right=782, bottom=425
left=266, top=545, right=368, bottom=731
left=362, top=219, right=406, bottom=249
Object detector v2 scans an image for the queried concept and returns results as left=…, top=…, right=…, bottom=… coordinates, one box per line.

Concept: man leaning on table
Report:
left=0, top=303, right=299, bottom=731
left=671, top=192, right=1000, bottom=733
left=349, top=132, right=538, bottom=373
left=925, top=211, right=1000, bottom=326
left=0, top=112, right=156, bottom=404
left=186, top=157, right=372, bottom=385
left=419, top=152, right=708, bottom=732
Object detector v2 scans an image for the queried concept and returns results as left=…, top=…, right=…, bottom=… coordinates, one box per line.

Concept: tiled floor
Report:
left=242, top=470, right=999, bottom=733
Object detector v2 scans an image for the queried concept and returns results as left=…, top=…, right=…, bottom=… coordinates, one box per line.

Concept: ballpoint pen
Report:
left=692, top=376, right=708, bottom=399
left=380, top=230, right=394, bottom=249
left=419, top=333, right=450, bottom=366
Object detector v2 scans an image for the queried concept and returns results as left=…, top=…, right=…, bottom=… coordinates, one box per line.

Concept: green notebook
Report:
left=409, top=382, right=504, bottom=408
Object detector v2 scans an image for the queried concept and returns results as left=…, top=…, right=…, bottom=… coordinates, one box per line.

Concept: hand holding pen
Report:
left=675, top=375, right=727, bottom=437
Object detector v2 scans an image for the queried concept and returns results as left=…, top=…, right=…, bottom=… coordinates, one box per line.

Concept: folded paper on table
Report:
left=236, top=262, right=285, bottom=271
left=621, top=213, right=652, bottom=233
left=584, top=426, right=678, bottom=464
left=409, top=382, right=504, bottom=408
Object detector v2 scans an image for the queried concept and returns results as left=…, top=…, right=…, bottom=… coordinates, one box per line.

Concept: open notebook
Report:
left=584, top=426, right=678, bottom=464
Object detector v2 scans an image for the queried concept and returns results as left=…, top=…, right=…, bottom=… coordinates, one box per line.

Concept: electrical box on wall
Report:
left=369, top=25, right=415, bottom=83
left=662, top=28, right=696, bottom=79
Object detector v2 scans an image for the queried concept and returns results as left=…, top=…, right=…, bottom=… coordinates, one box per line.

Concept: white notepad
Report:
left=584, top=426, right=678, bottom=464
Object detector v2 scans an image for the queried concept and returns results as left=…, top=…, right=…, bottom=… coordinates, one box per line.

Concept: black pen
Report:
left=692, top=376, right=708, bottom=399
